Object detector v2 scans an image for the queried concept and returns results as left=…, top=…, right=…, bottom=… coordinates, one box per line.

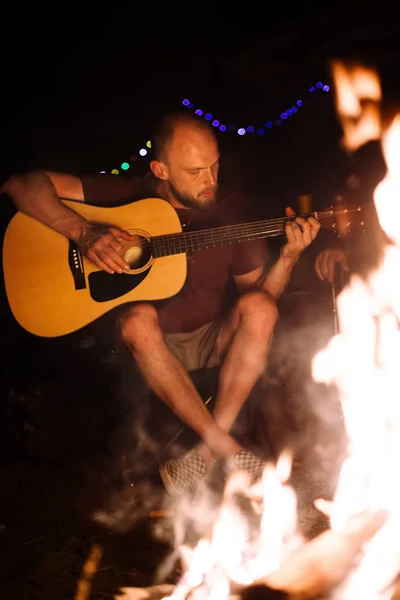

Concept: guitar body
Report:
left=3, top=198, right=186, bottom=338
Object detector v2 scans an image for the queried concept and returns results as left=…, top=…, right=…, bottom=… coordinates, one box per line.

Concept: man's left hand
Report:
left=281, top=206, right=321, bottom=261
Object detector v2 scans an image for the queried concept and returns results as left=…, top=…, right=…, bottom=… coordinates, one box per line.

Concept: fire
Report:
left=330, top=61, right=381, bottom=150
left=312, top=64, right=400, bottom=599
left=164, top=452, right=303, bottom=599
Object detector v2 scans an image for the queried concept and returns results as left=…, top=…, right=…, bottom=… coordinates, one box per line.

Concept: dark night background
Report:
left=1, top=2, right=400, bottom=598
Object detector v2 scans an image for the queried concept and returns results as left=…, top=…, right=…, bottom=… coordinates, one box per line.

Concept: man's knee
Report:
left=237, top=289, right=278, bottom=331
left=119, top=303, right=160, bottom=347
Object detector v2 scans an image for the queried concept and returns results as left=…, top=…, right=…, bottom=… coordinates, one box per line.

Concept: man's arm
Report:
left=234, top=207, right=321, bottom=300
left=3, top=171, right=87, bottom=241
left=234, top=255, right=300, bottom=300
left=3, top=170, right=133, bottom=274
left=315, top=248, right=349, bottom=283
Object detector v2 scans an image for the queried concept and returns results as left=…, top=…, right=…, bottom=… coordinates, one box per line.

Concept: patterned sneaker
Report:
left=233, top=449, right=265, bottom=484
left=159, top=453, right=208, bottom=496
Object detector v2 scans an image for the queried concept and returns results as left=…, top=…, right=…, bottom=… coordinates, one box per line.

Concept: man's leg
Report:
left=197, top=289, right=278, bottom=462
left=119, top=303, right=240, bottom=459
left=214, top=289, right=277, bottom=431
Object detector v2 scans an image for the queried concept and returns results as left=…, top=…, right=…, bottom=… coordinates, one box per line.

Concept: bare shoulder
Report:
left=45, top=171, right=84, bottom=202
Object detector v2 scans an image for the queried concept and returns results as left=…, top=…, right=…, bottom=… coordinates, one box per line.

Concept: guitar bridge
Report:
left=68, top=240, right=86, bottom=290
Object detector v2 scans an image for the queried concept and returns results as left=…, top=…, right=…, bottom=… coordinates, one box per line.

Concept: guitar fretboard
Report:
left=147, top=207, right=361, bottom=257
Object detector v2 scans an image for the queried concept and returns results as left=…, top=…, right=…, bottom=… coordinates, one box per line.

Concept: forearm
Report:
left=261, top=253, right=299, bottom=300
left=3, top=171, right=88, bottom=242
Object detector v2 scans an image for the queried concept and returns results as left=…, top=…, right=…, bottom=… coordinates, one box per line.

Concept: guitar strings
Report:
left=153, top=208, right=359, bottom=244
left=144, top=218, right=356, bottom=254
left=138, top=207, right=361, bottom=256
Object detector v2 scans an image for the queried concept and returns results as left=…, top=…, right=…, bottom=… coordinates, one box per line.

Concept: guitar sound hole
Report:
left=122, top=234, right=152, bottom=270
left=88, top=239, right=153, bottom=303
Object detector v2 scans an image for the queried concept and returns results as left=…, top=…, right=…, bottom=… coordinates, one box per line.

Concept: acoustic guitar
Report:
left=2, top=197, right=365, bottom=338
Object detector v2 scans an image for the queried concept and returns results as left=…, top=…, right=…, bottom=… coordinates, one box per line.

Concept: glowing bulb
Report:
left=111, top=169, right=119, bottom=175
left=257, top=128, right=265, bottom=135
left=205, top=113, right=212, bottom=121
left=281, top=112, right=288, bottom=119
left=309, top=86, right=316, bottom=92
left=247, top=126, right=254, bottom=133
left=212, top=120, right=220, bottom=127
left=195, top=109, right=203, bottom=116
left=139, top=148, right=147, bottom=156
left=316, top=81, right=323, bottom=88
left=121, top=162, right=130, bottom=170
left=323, top=85, right=330, bottom=92
left=182, top=99, right=190, bottom=106
left=100, top=170, right=106, bottom=174
left=237, top=128, right=246, bottom=135
left=146, top=140, right=152, bottom=148
left=297, top=100, right=302, bottom=106
left=219, top=124, right=227, bottom=131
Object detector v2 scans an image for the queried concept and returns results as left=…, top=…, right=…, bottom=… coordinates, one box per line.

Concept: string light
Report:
left=182, top=81, right=330, bottom=136
left=102, top=139, right=152, bottom=174
left=101, top=81, right=330, bottom=173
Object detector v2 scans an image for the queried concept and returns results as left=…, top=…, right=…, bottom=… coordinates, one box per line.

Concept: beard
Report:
left=168, top=181, right=219, bottom=211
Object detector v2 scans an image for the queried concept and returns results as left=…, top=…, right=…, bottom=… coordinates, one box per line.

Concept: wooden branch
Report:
left=116, top=510, right=388, bottom=600
left=74, top=543, right=103, bottom=600
left=114, top=584, right=175, bottom=599
left=252, top=510, right=388, bottom=599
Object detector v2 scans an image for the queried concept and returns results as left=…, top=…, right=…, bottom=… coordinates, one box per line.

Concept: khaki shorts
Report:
left=164, top=322, right=221, bottom=372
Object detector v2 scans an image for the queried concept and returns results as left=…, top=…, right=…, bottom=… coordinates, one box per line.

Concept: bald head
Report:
left=152, top=111, right=217, bottom=163
left=150, top=111, right=220, bottom=210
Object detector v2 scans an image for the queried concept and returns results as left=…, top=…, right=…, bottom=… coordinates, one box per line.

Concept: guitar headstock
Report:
left=318, top=201, right=377, bottom=238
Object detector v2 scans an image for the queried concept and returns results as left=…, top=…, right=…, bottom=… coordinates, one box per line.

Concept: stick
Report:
left=114, top=583, right=245, bottom=599
left=114, top=583, right=175, bottom=599
left=148, top=509, right=176, bottom=518
left=252, top=509, right=388, bottom=599
left=74, top=543, right=103, bottom=600
left=141, top=396, right=213, bottom=476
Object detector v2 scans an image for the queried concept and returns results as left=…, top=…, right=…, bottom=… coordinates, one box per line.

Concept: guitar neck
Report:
left=150, top=207, right=359, bottom=257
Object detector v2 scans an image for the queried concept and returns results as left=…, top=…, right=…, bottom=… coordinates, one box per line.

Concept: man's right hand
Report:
left=77, top=223, right=134, bottom=274
left=315, top=248, right=349, bottom=283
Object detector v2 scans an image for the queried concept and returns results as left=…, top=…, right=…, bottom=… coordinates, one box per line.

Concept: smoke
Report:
left=77, top=336, right=222, bottom=540
left=250, top=288, right=348, bottom=540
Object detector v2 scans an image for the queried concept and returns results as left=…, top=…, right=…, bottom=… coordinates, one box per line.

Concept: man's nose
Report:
left=204, top=168, right=217, bottom=186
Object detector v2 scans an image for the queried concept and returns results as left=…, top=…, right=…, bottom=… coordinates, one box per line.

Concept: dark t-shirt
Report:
left=81, top=173, right=269, bottom=333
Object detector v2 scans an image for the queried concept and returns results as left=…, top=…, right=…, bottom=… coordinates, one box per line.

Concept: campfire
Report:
left=77, top=62, right=400, bottom=600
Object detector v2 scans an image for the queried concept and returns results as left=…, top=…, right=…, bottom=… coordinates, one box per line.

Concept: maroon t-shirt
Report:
left=81, top=173, right=269, bottom=333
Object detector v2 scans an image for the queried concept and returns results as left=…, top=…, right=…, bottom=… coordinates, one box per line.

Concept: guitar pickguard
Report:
left=88, top=268, right=151, bottom=302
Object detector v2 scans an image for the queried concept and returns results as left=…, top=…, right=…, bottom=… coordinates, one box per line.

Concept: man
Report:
left=3, top=111, right=320, bottom=495
left=315, top=247, right=349, bottom=283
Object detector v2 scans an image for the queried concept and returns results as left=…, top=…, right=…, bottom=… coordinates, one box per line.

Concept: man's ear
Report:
left=150, top=160, right=168, bottom=181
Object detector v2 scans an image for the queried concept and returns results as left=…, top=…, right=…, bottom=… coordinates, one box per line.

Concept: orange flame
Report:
left=312, top=63, right=400, bottom=599
left=331, top=61, right=381, bottom=150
